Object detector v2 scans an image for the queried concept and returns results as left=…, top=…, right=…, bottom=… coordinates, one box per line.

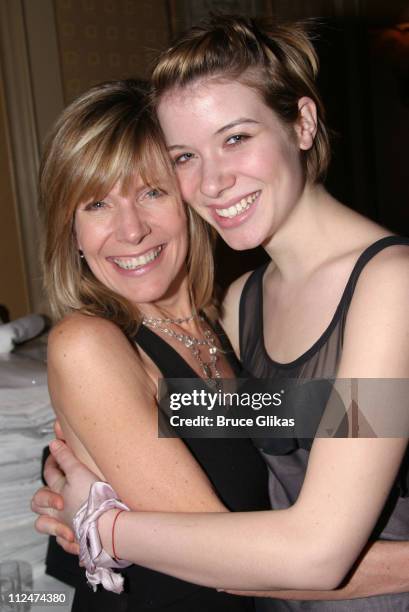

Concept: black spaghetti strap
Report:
left=339, top=235, right=409, bottom=315
left=239, top=264, right=268, bottom=359
left=134, top=318, right=241, bottom=378
left=134, top=324, right=198, bottom=379
left=239, top=235, right=409, bottom=373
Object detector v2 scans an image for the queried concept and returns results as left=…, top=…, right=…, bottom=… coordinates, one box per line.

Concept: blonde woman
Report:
left=35, top=78, right=271, bottom=611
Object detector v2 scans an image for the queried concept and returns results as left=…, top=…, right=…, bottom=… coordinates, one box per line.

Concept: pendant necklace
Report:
left=141, top=314, right=221, bottom=380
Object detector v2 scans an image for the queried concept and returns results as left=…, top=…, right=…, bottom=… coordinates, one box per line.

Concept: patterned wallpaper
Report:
left=168, top=0, right=272, bottom=34
left=53, top=0, right=171, bottom=103
left=54, top=0, right=363, bottom=104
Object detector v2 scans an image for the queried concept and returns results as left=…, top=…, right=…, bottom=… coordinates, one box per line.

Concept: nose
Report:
left=200, top=157, right=236, bottom=199
left=115, top=204, right=151, bottom=244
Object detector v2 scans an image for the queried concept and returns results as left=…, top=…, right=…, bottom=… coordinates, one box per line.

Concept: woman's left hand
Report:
left=32, top=440, right=101, bottom=554
left=32, top=449, right=78, bottom=554
left=44, top=439, right=99, bottom=528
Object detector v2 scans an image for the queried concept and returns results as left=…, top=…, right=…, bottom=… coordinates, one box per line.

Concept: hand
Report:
left=45, top=439, right=100, bottom=527
left=32, top=452, right=78, bottom=554
left=54, top=419, right=65, bottom=440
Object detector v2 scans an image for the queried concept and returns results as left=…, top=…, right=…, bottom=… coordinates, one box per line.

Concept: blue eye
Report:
left=226, top=134, right=248, bottom=146
left=173, top=152, right=195, bottom=166
left=226, top=134, right=250, bottom=146
left=145, top=188, right=163, bottom=199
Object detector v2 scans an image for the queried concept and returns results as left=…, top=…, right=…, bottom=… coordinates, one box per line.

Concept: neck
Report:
left=138, top=269, right=196, bottom=321
left=262, top=183, right=344, bottom=281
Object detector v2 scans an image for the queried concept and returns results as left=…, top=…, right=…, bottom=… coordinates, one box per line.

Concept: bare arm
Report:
left=40, top=251, right=409, bottom=593
left=35, top=460, right=409, bottom=599
left=46, top=313, right=226, bottom=514
left=97, top=437, right=405, bottom=590
left=85, top=250, right=409, bottom=590
left=224, top=540, right=409, bottom=599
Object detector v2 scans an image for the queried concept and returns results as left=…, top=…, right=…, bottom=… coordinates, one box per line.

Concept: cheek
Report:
left=160, top=206, right=189, bottom=243
left=175, top=169, right=197, bottom=203
left=75, top=220, right=108, bottom=254
left=262, top=141, right=301, bottom=184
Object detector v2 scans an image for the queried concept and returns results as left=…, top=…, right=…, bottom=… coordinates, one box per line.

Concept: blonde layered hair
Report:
left=40, top=80, right=216, bottom=335
left=152, top=15, right=331, bottom=182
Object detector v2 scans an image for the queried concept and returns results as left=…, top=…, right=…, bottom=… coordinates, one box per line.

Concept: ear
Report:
left=294, top=97, right=317, bottom=151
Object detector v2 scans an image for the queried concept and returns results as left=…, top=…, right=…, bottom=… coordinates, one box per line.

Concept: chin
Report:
left=222, top=230, right=267, bottom=252
left=118, top=283, right=170, bottom=307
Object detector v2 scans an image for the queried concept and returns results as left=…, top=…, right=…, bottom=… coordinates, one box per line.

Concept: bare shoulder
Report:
left=47, top=313, right=158, bottom=424
left=220, top=270, right=254, bottom=357
left=49, top=312, right=121, bottom=341
left=340, top=244, right=409, bottom=377
left=48, top=313, right=141, bottom=374
left=352, top=243, right=409, bottom=302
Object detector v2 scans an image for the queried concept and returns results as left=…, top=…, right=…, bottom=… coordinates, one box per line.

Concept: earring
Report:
left=79, top=249, right=85, bottom=259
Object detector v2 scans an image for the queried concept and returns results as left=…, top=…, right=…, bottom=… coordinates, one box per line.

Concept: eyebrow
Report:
left=167, top=118, right=260, bottom=151
left=215, top=118, right=260, bottom=135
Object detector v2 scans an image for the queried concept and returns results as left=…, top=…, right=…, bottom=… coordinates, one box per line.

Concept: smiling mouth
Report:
left=112, top=245, right=164, bottom=270
left=214, top=191, right=260, bottom=219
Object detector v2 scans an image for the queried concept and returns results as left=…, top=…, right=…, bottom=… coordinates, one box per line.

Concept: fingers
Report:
left=54, top=419, right=65, bottom=440
left=56, top=536, right=80, bottom=556
left=34, top=515, right=75, bottom=542
left=49, top=440, right=80, bottom=477
left=44, top=452, right=66, bottom=492
left=31, top=486, right=64, bottom=512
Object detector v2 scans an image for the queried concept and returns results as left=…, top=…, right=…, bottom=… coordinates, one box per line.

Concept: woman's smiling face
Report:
left=74, top=174, right=189, bottom=307
left=157, top=78, right=312, bottom=251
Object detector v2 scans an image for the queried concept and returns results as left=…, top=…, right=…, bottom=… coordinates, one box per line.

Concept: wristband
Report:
left=112, top=509, right=125, bottom=561
left=73, top=481, right=131, bottom=594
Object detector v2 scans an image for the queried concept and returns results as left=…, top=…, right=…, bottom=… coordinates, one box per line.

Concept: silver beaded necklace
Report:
left=142, top=313, right=198, bottom=325
left=141, top=314, right=221, bottom=380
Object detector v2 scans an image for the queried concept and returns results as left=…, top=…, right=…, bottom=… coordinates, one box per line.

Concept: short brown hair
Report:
left=152, top=15, right=330, bottom=182
left=40, top=80, right=217, bottom=334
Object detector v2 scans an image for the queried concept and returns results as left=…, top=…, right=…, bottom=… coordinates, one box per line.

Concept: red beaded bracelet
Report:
left=112, top=509, right=125, bottom=561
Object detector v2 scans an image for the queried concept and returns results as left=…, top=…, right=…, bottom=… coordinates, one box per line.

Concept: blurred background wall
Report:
left=0, top=0, right=408, bottom=317
left=0, top=70, right=30, bottom=319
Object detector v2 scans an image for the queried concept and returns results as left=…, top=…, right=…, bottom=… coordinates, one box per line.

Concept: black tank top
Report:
left=46, top=323, right=270, bottom=611
left=239, top=236, right=409, bottom=565
left=240, top=235, right=409, bottom=380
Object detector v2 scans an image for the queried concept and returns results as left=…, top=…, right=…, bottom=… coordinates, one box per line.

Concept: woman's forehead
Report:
left=158, top=79, right=274, bottom=141
left=158, top=69, right=266, bottom=105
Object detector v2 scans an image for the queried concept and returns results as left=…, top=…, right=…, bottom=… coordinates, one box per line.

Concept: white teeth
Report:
left=113, top=246, right=163, bottom=270
left=215, top=191, right=259, bottom=219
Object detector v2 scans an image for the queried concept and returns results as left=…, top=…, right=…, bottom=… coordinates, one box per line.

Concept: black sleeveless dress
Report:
left=239, top=236, right=409, bottom=611
left=45, top=323, right=270, bottom=611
